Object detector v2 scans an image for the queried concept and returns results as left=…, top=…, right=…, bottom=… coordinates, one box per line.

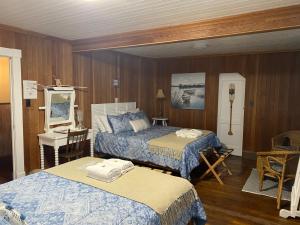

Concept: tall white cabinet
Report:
left=217, top=73, right=246, bottom=156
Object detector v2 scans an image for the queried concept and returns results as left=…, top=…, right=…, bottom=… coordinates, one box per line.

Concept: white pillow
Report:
left=96, top=116, right=106, bottom=132
left=99, top=115, right=113, bottom=133
left=129, top=119, right=149, bottom=133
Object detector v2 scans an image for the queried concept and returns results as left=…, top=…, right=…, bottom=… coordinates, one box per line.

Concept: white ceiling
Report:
left=114, top=29, right=300, bottom=58
left=0, top=0, right=299, bottom=40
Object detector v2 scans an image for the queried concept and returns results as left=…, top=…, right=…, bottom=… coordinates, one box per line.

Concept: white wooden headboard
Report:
left=91, top=102, right=136, bottom=138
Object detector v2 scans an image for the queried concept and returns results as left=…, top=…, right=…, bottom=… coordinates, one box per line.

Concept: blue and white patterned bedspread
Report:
left=0, top=172, right=206, bottom=225
left=95, top=126, right=221, bottom=179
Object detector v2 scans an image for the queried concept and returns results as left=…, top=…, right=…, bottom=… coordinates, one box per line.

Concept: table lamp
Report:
left=156, top=89, right=165, bottom=117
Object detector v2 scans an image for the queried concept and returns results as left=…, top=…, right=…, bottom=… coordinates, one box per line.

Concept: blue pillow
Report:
left=129, top=111, right=150, bottom=126
left=107, top=113, right=133, bottom=134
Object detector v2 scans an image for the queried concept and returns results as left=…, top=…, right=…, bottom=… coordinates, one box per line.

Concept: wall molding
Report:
left=0, top=23, right=69, bottom=43
left=72, top=5, right=300, bottom=52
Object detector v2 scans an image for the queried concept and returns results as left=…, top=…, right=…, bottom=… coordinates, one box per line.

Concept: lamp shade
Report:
left=156, top=89, right=165, bottom=99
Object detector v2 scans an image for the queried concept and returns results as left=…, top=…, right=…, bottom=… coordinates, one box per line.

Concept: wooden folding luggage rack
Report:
left=199, top=148, right=233, bottom=185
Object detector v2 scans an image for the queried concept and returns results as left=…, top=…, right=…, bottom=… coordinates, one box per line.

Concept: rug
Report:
left=242, top=169, right=291, bottom=201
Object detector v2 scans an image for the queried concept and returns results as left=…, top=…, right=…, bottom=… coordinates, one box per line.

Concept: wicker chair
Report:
left=272, top=131, right=300, bottom=151
left=256, top=150, right=300, bottom=209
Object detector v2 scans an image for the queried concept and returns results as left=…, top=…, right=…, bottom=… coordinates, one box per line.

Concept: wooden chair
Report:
left=200, top=148, right=233, bottom=185
left=272, top=131, right=300, bottom=151
left=60, top=129, right=88, bottom=162
left=257, top=150, right=300, bottom=209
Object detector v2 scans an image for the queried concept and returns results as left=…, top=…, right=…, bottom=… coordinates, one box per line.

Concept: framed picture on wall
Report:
left=171, top=72, right=205, bottom=110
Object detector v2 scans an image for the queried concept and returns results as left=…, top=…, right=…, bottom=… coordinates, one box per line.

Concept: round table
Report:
left=152, top=117, right=168, bottom=126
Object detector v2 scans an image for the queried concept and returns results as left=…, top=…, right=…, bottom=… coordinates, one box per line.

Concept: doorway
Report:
left=217, top=73, right=246, bottom=156
left=0, top=47, right=25, bottom=180
left=0, top=57, right=13, bottom=182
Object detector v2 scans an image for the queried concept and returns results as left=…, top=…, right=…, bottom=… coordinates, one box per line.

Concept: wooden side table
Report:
left=152, top=117, right=168, bottom=126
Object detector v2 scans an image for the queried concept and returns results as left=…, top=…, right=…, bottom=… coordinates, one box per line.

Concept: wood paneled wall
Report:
left=155, top=52, right=300, bottom=152
left=73, top=50, right=300, bottom=153
left=73, top=51, right=157, bottom=128
left=2, top=25, right=299, bottom=171
left=0, top=27, right=73, bottom=172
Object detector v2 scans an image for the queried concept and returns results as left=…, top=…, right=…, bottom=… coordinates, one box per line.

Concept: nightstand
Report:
left=152, top=117, right=168, bottom=126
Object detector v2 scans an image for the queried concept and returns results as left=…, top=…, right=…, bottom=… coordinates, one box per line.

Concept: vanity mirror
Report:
left=44, top=89, right=76, bottom=133
left=50, top=93, right=71, bottom=122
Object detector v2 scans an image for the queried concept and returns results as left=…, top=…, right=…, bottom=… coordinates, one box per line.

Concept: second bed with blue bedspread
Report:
left=95, top=126, right=221, bottom=179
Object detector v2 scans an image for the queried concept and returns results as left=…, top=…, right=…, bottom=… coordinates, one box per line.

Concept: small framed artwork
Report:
left=171, top=72, right=205, bottom=110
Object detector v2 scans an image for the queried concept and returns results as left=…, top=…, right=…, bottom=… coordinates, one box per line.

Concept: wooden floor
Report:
left=192, top=156, right=300, bottom=225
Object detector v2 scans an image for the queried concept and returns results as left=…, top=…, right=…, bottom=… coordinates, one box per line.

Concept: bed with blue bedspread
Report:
left=0, top=158, right=206, bottom=225
left=95, top=126, right=221, bottom=179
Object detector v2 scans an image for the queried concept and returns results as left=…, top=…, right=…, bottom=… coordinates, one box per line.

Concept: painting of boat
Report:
left=183, top=89, right=195, bottom=95
left=171, top=72, right=205, bottom=110
left=181, top=93, right=191, bottom=103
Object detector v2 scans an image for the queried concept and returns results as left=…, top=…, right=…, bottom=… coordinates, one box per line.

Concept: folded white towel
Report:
left=184, top=133, right=199, bottom=139
left=175, top=129, right=188, bottom=137
left=102, top=158, right=135, bottom=174
left=190, top=129, right=203, bottom=136
left=86, top=163, right=122, bottom=183
left=175, top=129, right=203, bottom=138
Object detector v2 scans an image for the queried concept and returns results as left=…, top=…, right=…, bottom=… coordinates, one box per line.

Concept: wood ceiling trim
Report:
left=72, top=5, right=300, bottom=52
left=0, top=23, right=69, bottom=42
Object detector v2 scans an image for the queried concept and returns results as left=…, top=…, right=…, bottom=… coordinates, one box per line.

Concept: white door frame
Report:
left=217, top=73, right=246, bottom=156
left=0, top=47, right=25, bottom=179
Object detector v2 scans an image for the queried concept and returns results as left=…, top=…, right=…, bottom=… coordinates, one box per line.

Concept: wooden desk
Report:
left=38, top=129, right=93, bottom=169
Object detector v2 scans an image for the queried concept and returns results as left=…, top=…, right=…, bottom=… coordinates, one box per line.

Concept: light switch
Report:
left=113, top=79, right=119, bottom=87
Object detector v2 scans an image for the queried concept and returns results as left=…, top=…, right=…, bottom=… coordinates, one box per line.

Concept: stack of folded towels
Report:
left=175, top=129, right=203, bottom=138
left=86, top=158, right=134, bottom=183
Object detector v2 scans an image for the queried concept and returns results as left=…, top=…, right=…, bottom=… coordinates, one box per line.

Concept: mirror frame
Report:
left=44, top=89, right=76, bottom=133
